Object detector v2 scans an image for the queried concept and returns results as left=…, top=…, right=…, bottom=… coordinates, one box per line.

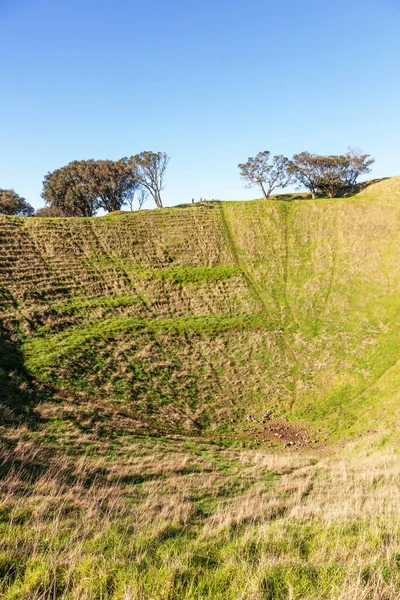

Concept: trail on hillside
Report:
left=220, top=201, right=300, bottom=411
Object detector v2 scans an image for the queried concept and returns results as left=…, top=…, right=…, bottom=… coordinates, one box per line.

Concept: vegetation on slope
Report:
left=1, top=178, right=400, bottom=598
left=2, top=178, right=400, bottom=439
left=1, top=421, right=400, bottom=599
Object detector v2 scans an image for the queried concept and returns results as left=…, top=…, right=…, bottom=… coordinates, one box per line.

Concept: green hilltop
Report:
left=2, top=176, right=400, bottom=442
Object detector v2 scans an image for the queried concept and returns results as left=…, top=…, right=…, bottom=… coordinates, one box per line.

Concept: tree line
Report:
left=0, top=147, right=375, bottom=217
left=238, top=148, right=374, bottom=199
left=39, top=151, right=169, bottom=217
left=0, top=151, right=169, bottom=217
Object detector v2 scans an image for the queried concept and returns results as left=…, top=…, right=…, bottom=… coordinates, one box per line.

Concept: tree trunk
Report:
left=260, top=183, right=269, bottom=200
left=149, top=190, right=162, bottom=209
left=156, top=191, right=163, bottom=208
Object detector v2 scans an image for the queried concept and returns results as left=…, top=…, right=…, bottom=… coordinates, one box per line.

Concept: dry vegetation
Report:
left=2, top=178, right=400, bottom=597
left=1, top=422, right=400, bottom=599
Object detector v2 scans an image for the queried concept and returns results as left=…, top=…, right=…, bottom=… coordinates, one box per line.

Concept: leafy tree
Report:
left=42, top=161, right=98, bottom=216
left=238, top=151, right=293, bottom=200
left=307, top=154, right=350, bottom=198
left=41, top=159, right=139, bottom=216
left=288, top=152, right=320, bottom=198
left=289, top=150, right=375, bottom=198
left=321, top=156, right=348, bottom=198
left=89, top=159, right=140, bottom=212
left=0, top=189, right=34, bottom=216
left=130, top=151, right=169, bottom=208
left=344, top=147, right=375, bottom=190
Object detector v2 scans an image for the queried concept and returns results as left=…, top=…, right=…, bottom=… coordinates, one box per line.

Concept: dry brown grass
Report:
left=1, top=425, right=400, bottom=598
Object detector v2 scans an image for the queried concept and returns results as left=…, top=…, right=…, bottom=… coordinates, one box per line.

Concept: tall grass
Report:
left=1, top=426, right=400, bottom=599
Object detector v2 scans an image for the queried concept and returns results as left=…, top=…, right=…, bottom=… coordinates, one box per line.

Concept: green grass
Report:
left=47, top=294, right=144, bottom=315
left=136, top=265, right=240, bottom=283
left=2, top=177, right=400, bottom=597
left=1, top=422, right=400, bottom=599
left=24, top=313, right=274, bottom=371
left=2, top=178, right=400, bottom=438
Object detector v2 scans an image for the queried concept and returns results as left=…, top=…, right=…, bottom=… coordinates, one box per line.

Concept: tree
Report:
left=41, top=159, right=139, bottom=216
left=238, top=151, right=293, bottom=199
left=138, top=188, right=149, bottom=210
left=130, top=151, right=169, bottom=208
left=288, top=152, right=320, bottom=198
left=289, top=150, right=375, bottom=198
left=89, top=159, right=140, bottom=212
left=344, top=147, right=375, bottom=191
left=307, top=154, right=350, bottom=198
left=0, top=189, right=34, bottom=216
left=42, top=161, right=99, bottom=216
left=126, top=186, right=149, bottom=211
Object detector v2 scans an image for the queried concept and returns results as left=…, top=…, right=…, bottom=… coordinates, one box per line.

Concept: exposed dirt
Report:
left=246, top=414, right=324, bottom=449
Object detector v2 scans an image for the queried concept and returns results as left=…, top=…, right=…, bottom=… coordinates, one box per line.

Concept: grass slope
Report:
left=2, top=429, right=400, bottom=600
left=1, top=178, right=400, bottom=598
left=2, top=178, right=400, bottom=439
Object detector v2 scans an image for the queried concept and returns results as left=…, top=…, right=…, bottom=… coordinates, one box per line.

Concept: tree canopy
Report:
left=238, top=148, right=375, bottom=200
left=238, top=152, right=293, bottom=199
left=130, top=151, right=169, bottom=209
left=0, top=189, right=34, bottom=216
left=289, top=149, right=375, bottom=198
left=41, top=153, right=169, bottom=215
left=41, top=159, right=141, bottom=216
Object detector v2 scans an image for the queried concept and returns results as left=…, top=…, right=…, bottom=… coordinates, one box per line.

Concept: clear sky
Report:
left=1, top=0, right=399, bottom=210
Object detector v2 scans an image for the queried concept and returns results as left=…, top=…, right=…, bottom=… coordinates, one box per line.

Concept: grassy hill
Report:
left=2, top=177, right=400, bottom=440
left=2, top=178, right=400, bottom=598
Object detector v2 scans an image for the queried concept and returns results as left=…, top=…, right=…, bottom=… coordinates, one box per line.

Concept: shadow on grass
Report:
left=0, top=317, right=46, bottom=424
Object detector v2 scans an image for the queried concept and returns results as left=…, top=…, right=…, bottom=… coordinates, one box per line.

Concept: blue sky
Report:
left=1, top=0, right=399, bottom=210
